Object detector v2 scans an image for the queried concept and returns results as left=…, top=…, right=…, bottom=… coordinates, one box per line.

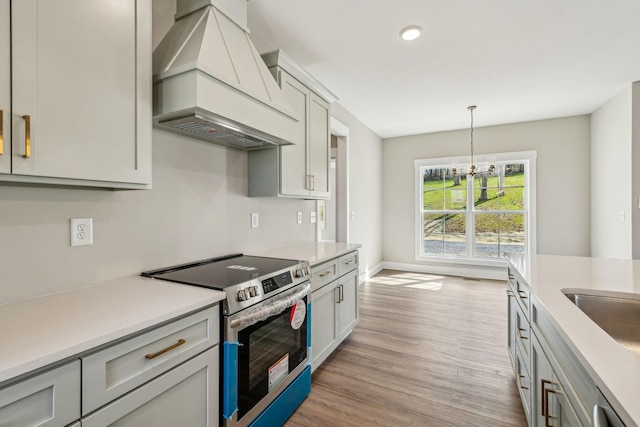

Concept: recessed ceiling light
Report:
left=400, top=25, right=422, bottom=41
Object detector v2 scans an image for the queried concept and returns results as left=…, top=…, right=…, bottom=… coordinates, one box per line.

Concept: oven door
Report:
left=223, top=283, right=310, bottom=427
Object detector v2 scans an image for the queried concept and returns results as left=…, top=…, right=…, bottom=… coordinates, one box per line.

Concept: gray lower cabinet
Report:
left=0, top=306, right=219, bottom=427
left=0, top=360, right=81, bottom=427
left=531, top=333, right=582, bottom=427
left=508, top=266, right=594, bottom=427
left=82, top=347, right=218, bottom=427
left=311, top=251, right=359, bottom=372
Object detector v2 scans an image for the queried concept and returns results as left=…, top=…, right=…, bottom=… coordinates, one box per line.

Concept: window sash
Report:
left=416, top=151, right=535, bottom=260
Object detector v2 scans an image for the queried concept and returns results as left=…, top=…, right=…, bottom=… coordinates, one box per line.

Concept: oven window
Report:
left=237, top=297, right=308, bottom=419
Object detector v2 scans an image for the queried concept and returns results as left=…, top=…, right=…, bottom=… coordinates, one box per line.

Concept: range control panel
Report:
left=262, top=271, right=293, bottom=294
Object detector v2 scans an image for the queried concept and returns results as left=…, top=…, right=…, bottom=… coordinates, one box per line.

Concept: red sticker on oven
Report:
left=290, top=300, right=306, bottom=330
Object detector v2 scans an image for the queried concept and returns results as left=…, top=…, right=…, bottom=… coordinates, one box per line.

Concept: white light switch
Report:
left=251, top=212, right=259, bottom=228
left=297, top=211, right=302, bottom=224
left=310, top=212, right=317, bottom=224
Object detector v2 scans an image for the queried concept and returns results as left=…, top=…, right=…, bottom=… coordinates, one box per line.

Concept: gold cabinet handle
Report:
left=0, top=109, right=4, bottom=155
left=339, top=284, right=344, bottom=302
left=22, top=115, right=31, bottom=158
left=318, top=270, right=333, bottom=277
left=344, top=260, right=355, bottom=266
left=517, top=328, right=528, bottom=340
left=544, top=386, right=558, bottom=426
left=145, top=339, right=186, bottom=360
left=335, top=286, right=341, bottom=304
left=506, top=289, right=514, bottom=296
left=517, top=290, right=528, bottom=299
left=541, top=379, right=559, bottom=426
left=517, top=374, right=529, bottom=390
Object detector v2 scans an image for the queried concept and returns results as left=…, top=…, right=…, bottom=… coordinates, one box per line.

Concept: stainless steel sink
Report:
left=563, top=289, right=640, bottom=355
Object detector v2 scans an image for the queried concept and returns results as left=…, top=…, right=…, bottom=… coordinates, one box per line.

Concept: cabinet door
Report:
left=82, top=347, right=218, bottom=427
left=307, top=93, right=330, bottom=198
left=278, top=71, right=309, bottom=197
left=10, top=0, right=151, bottom=186
left=0, top=0, right=9, bottom=174
left=311, top=281, right=339, bottom=371
left=507, top=286, right=517, bottom=370
left=532, top=333, right=554, bottom=427
left=337, top=269, right=359, bottom=339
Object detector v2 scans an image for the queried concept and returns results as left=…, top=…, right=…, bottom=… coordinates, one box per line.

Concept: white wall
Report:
left=0, top=132, right=318, bottom=304
left=632, top=83, right=640, bottom=259
left=382, top=115, right=591, bottom=267
left=0, top=0, right=384, bottom=304
left=591, top=85, right=633, bottom=259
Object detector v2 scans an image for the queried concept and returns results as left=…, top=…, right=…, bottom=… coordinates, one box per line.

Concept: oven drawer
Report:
left=338, top=251, right=359, bottom=276
left=311, top=259, right=339, bottom=292
left=82, top=305, right=219, bottom=415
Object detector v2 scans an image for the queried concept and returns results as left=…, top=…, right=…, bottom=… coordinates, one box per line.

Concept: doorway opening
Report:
left=318, top=118, right=349, bottom=242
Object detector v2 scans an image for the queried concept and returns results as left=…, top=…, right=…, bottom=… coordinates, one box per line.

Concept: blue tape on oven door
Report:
left=223, top=341, right=239, bottom=420
left=307, top=302, right=312, bottom=365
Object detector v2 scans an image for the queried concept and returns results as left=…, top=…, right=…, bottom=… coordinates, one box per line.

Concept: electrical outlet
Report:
left=297, top=211, right=302, bottom=224
left=70, top=218, right=93, bottom=246
left=251, top=212, right=259, bottom=228
left=310, top=212, right=317, bottom=224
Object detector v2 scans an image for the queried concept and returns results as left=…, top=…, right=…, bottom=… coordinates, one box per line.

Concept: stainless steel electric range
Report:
left=143, top=253, right=312, bottom=427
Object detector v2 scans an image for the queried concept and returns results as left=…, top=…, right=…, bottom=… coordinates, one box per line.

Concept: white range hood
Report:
left=152, top=0, right=297, bottom=149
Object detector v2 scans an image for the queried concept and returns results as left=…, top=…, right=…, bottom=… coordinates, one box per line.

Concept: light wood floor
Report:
left=285, top=269, right=528, bottom=427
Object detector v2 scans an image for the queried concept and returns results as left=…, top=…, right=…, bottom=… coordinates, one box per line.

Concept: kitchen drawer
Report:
left=509, top=277, right=530, bottom=320
left=311, top=259, right=339, bottom=292
left=514, top=345, right=531, bottom=425
left=82, top=305, right=219, bottom=415
left=338, top=251, right=359, bottom=276
left=82, top=346, right=218, bottom=427
left=0, top=359, right=80, bottom=427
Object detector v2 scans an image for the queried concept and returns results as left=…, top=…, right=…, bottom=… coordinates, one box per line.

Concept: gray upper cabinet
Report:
left=249, top=50, right=336, bottom=200
left=0, top=0, right=9, bottom=175
left=1, top=0, right=152, bottom=189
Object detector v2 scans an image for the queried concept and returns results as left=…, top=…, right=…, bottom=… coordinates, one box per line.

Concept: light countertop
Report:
left=250, top=241, right=361, bottom=266
left=506, top=253, right=640, bottom=426
left=0, top=276, right=224, bottom=385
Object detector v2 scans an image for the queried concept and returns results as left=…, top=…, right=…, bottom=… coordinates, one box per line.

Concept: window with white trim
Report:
left=415, top=151, right=536, bottom=260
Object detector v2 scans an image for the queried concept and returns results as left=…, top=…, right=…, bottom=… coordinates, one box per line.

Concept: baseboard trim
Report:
left=378, top=261, right=508, bottom=281
left=360, top=263, right=383, bottom=284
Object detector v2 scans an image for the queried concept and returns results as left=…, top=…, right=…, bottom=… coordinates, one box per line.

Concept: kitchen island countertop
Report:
left=250, top=241, right=361, bottom=266
left=0, top=276, right=224, bottom=385
left=506, top=253, right=640, bottom=426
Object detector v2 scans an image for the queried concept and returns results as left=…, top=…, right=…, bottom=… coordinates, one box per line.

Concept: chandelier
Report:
left=452, top=105, right=495, bottom=177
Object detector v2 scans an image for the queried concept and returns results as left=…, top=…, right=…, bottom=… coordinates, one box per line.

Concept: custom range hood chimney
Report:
left=153, top=0, right=297, bottom=149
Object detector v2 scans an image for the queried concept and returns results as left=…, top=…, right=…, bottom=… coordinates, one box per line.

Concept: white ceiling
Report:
left=246, top=0, right=640, bottom=139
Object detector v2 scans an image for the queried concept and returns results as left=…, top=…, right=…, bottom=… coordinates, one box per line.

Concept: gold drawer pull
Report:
left=517, top=290, right=528, bottom=299
left=318, top=270, right=333, bottom=277
left=517, top=328, right=528, bottom=340
left=145, top=339, right=186, bottom=360
left=0, top=109, right=3, bottom=155
left=22, top=115, right=31, bottom=158
left=343, top=260, right=355, bottom=265
left=517, top=374, right=529, bottom=390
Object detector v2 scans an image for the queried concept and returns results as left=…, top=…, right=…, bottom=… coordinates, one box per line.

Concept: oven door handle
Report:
left=230, top=283, right=311, bottom=330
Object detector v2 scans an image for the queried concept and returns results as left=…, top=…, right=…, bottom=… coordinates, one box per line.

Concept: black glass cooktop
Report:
left=142, top=253, right=300, bottom=290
